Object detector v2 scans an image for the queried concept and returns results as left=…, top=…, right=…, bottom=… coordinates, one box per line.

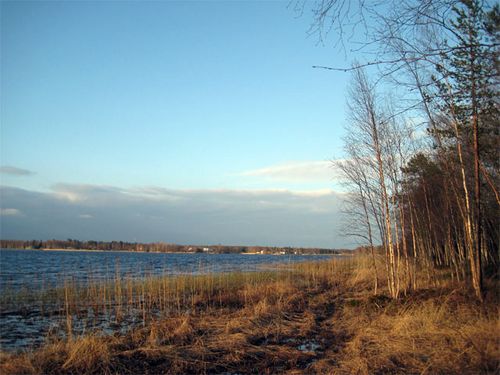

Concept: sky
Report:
left=0, top=1, right=355, bottom=248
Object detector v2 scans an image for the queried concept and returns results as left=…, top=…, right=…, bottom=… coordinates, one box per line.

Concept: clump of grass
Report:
left=62, top=336, right=111, bottom=373
left=0, top=352, right=36, bottom=375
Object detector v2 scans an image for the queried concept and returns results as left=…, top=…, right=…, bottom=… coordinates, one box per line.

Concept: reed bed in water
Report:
left=1, top=255, right=498, bottom=374
left=0, top=257, right=352, bottom=335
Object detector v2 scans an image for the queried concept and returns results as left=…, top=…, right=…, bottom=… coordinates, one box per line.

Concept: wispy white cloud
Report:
left=0, top=166, right=35, bottom=176
left=238, top=161, right=338, bottom=182
left=52, top=184, right=125, bottom=203
left=0, top=208, right=23, bottom=216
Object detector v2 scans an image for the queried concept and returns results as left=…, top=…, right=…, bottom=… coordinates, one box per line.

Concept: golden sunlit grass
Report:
left=317, top=290, right=499, bottom=374
left=0, top=255, right=498, bottom=374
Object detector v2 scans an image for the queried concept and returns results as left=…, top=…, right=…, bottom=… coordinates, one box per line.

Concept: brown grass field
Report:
left=0, top=255, right=498, bottom=374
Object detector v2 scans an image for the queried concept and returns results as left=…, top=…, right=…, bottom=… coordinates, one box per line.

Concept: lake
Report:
left=0, top=249, right=335, bottom=351
left=0, top=249, right=334, bottom=292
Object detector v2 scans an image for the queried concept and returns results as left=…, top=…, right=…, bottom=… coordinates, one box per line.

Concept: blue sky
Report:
left=1, top=1, right=354, bottom=248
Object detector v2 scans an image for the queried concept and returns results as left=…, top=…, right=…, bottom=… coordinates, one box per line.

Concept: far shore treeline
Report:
left=0, top=239, right=345, bottom=255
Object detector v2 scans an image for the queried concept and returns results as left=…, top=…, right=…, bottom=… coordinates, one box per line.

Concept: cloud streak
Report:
left=0, top=208, right=23, bottom=216
left=0, top=184, right=346, bottom=248
left=238, top=161, right=338, bottom=182
left=0, top=166, right=35, bottom=176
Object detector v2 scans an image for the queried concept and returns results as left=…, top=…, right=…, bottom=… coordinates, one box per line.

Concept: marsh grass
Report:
left=1, top=257, right=351, bottom=324
left=0, top=255, right=498, bottom=374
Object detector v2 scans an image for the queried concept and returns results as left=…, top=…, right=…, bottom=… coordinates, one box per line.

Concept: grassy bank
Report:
left=0, top=256, right=498, bottom=374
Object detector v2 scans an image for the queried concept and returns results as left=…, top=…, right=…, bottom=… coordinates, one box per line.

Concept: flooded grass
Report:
left=1, top=270, right=283, bottom=349
left=1, top=257, right=342, bottom=351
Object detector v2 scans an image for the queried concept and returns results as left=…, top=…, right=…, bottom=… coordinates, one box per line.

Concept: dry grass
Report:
left=319, top=290, right=499, bottom=374
left=0, top=255, right=498, bottom=374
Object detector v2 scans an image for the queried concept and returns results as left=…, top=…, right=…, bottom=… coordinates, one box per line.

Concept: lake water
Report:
left=0, top=249, right=335, bottom=351
left=0, top=249, right=333, bottom=292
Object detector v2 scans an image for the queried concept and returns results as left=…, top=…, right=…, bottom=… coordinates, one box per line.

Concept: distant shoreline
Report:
left=1, top=240, right=345, bottom=256
left=1, top=248, right=339, bottom=256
